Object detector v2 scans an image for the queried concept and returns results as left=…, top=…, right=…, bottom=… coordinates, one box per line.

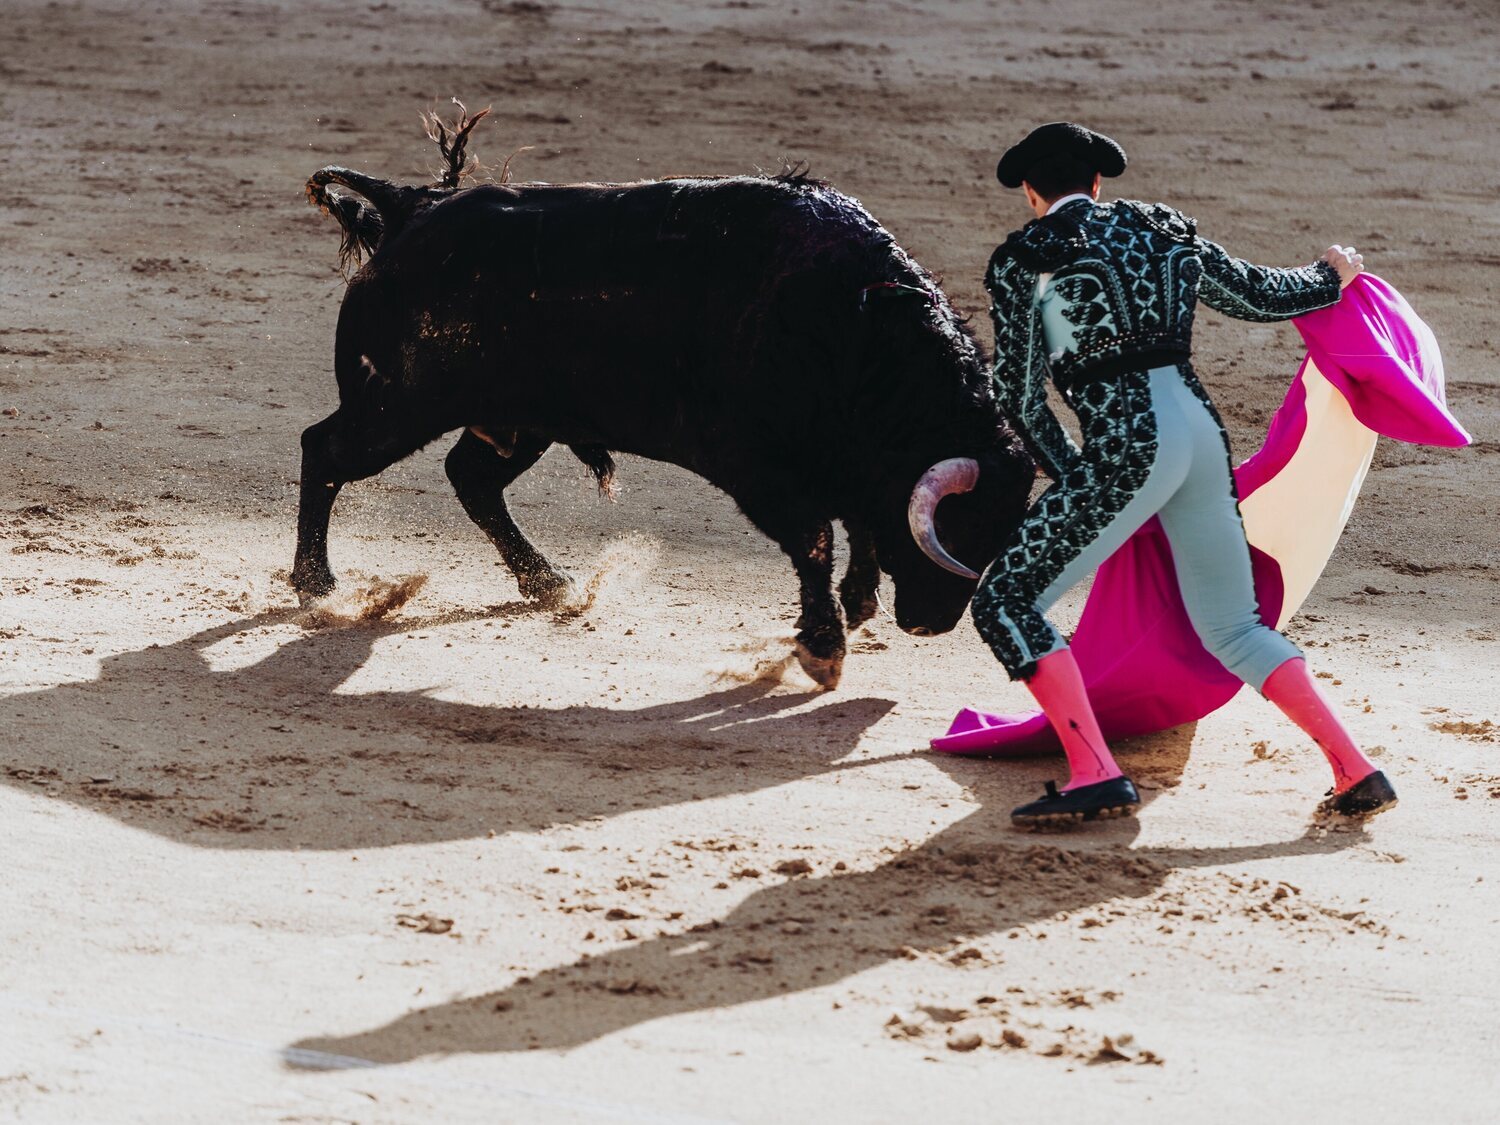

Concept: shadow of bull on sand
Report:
left=2, top=607, right=897, bottom=850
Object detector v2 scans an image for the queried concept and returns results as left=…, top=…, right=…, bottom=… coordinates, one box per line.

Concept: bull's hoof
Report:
left=290, top=566, right=336, bottom=606
left=794, top=642, right=843, bottom=690
left=518, top=568, right=580, bottom=610
left=840, top=592, right=879, bottom=631
left=794, top=626, right=845, bottom=691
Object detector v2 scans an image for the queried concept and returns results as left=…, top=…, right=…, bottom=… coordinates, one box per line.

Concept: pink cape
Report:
left=933, top=274, right=1470, bottom=756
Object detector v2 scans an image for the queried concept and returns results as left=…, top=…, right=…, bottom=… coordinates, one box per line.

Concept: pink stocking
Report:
left=1026, top=649, right=1123, bottom=790
left=1261, top=657, right=1376, bottom=793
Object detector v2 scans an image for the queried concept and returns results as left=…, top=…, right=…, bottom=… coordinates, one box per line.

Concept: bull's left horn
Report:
left=908, top=457, right=982, bottom=580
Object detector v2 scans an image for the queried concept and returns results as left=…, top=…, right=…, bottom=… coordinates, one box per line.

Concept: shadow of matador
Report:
left=285, top=719, right=1368, bottom=1063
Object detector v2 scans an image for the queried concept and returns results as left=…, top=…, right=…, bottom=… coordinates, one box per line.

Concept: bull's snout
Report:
left=892, top=594, right=970, bottom=638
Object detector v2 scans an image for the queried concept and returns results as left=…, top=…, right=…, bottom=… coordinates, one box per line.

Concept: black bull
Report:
left=292, top=169, right=1033, bottom=688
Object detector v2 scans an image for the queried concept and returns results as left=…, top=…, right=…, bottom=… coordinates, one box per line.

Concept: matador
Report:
left=947, top=123, right=1396, bottom=828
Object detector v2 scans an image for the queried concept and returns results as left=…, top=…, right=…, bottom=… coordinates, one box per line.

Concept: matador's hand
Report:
left=1323, top=244, right=1365, bottom=288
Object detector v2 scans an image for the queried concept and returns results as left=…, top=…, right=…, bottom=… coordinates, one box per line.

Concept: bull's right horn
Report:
left=907, top=457, right=981, bottom=580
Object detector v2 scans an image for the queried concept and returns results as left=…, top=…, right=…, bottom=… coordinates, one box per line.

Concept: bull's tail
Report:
left=305, top=166, right=419, bottom=276
left=305, top=100, right=492, bottom=278
left=570, top=444, right=618, bottom=499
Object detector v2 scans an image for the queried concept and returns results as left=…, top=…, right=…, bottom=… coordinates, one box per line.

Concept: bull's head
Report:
left=871, top=445, right=1031, bottom=635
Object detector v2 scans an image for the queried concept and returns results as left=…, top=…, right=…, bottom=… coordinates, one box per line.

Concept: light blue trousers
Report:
left=975, top=365, right=1300, bottom=690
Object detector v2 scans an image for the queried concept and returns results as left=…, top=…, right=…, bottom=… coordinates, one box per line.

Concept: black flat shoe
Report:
left=1319, top=770, right=1398, bottom=818
left=1011, top=776, right=1141, bottom=829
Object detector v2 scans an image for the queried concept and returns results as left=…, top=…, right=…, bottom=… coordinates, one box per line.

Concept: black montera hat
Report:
left=995, top=122, right=1127, bottom=188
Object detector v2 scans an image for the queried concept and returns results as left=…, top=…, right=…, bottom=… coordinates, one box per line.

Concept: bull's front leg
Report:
left=735, top=499, right=846, bottom=689
left=781, top=520, right=845, bottom=690
left=838, top=520, right=880, bottom=630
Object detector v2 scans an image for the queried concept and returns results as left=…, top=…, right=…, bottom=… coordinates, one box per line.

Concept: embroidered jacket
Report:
left=984, top=198, right=1341, bottom=479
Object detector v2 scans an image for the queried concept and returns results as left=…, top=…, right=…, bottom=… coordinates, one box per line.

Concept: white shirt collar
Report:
left=1046, top=192, right=1095, bottom=215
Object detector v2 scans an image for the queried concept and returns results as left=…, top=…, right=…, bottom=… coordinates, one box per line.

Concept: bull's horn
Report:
left=907, top=457, right=982, bottom=580
left=906, top=459, right=978, bottom=582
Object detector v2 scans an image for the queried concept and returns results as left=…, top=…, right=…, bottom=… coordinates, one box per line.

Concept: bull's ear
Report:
left=986, top=425, right=1036, bottom=477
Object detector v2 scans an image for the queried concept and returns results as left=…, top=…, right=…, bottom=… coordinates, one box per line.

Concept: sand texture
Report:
left=1, top=0, right=1497, bottom=1120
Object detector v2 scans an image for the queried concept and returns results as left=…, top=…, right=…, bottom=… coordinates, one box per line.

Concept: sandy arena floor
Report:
left=2, top=0, right=1498, bottom=1120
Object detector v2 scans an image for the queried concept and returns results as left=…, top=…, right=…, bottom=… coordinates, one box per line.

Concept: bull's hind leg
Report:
left=291, top=412, right=349, bottom=600
left=291, top=409, right=434, bottom=602
left=444, top=428, right=577, bottom=607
